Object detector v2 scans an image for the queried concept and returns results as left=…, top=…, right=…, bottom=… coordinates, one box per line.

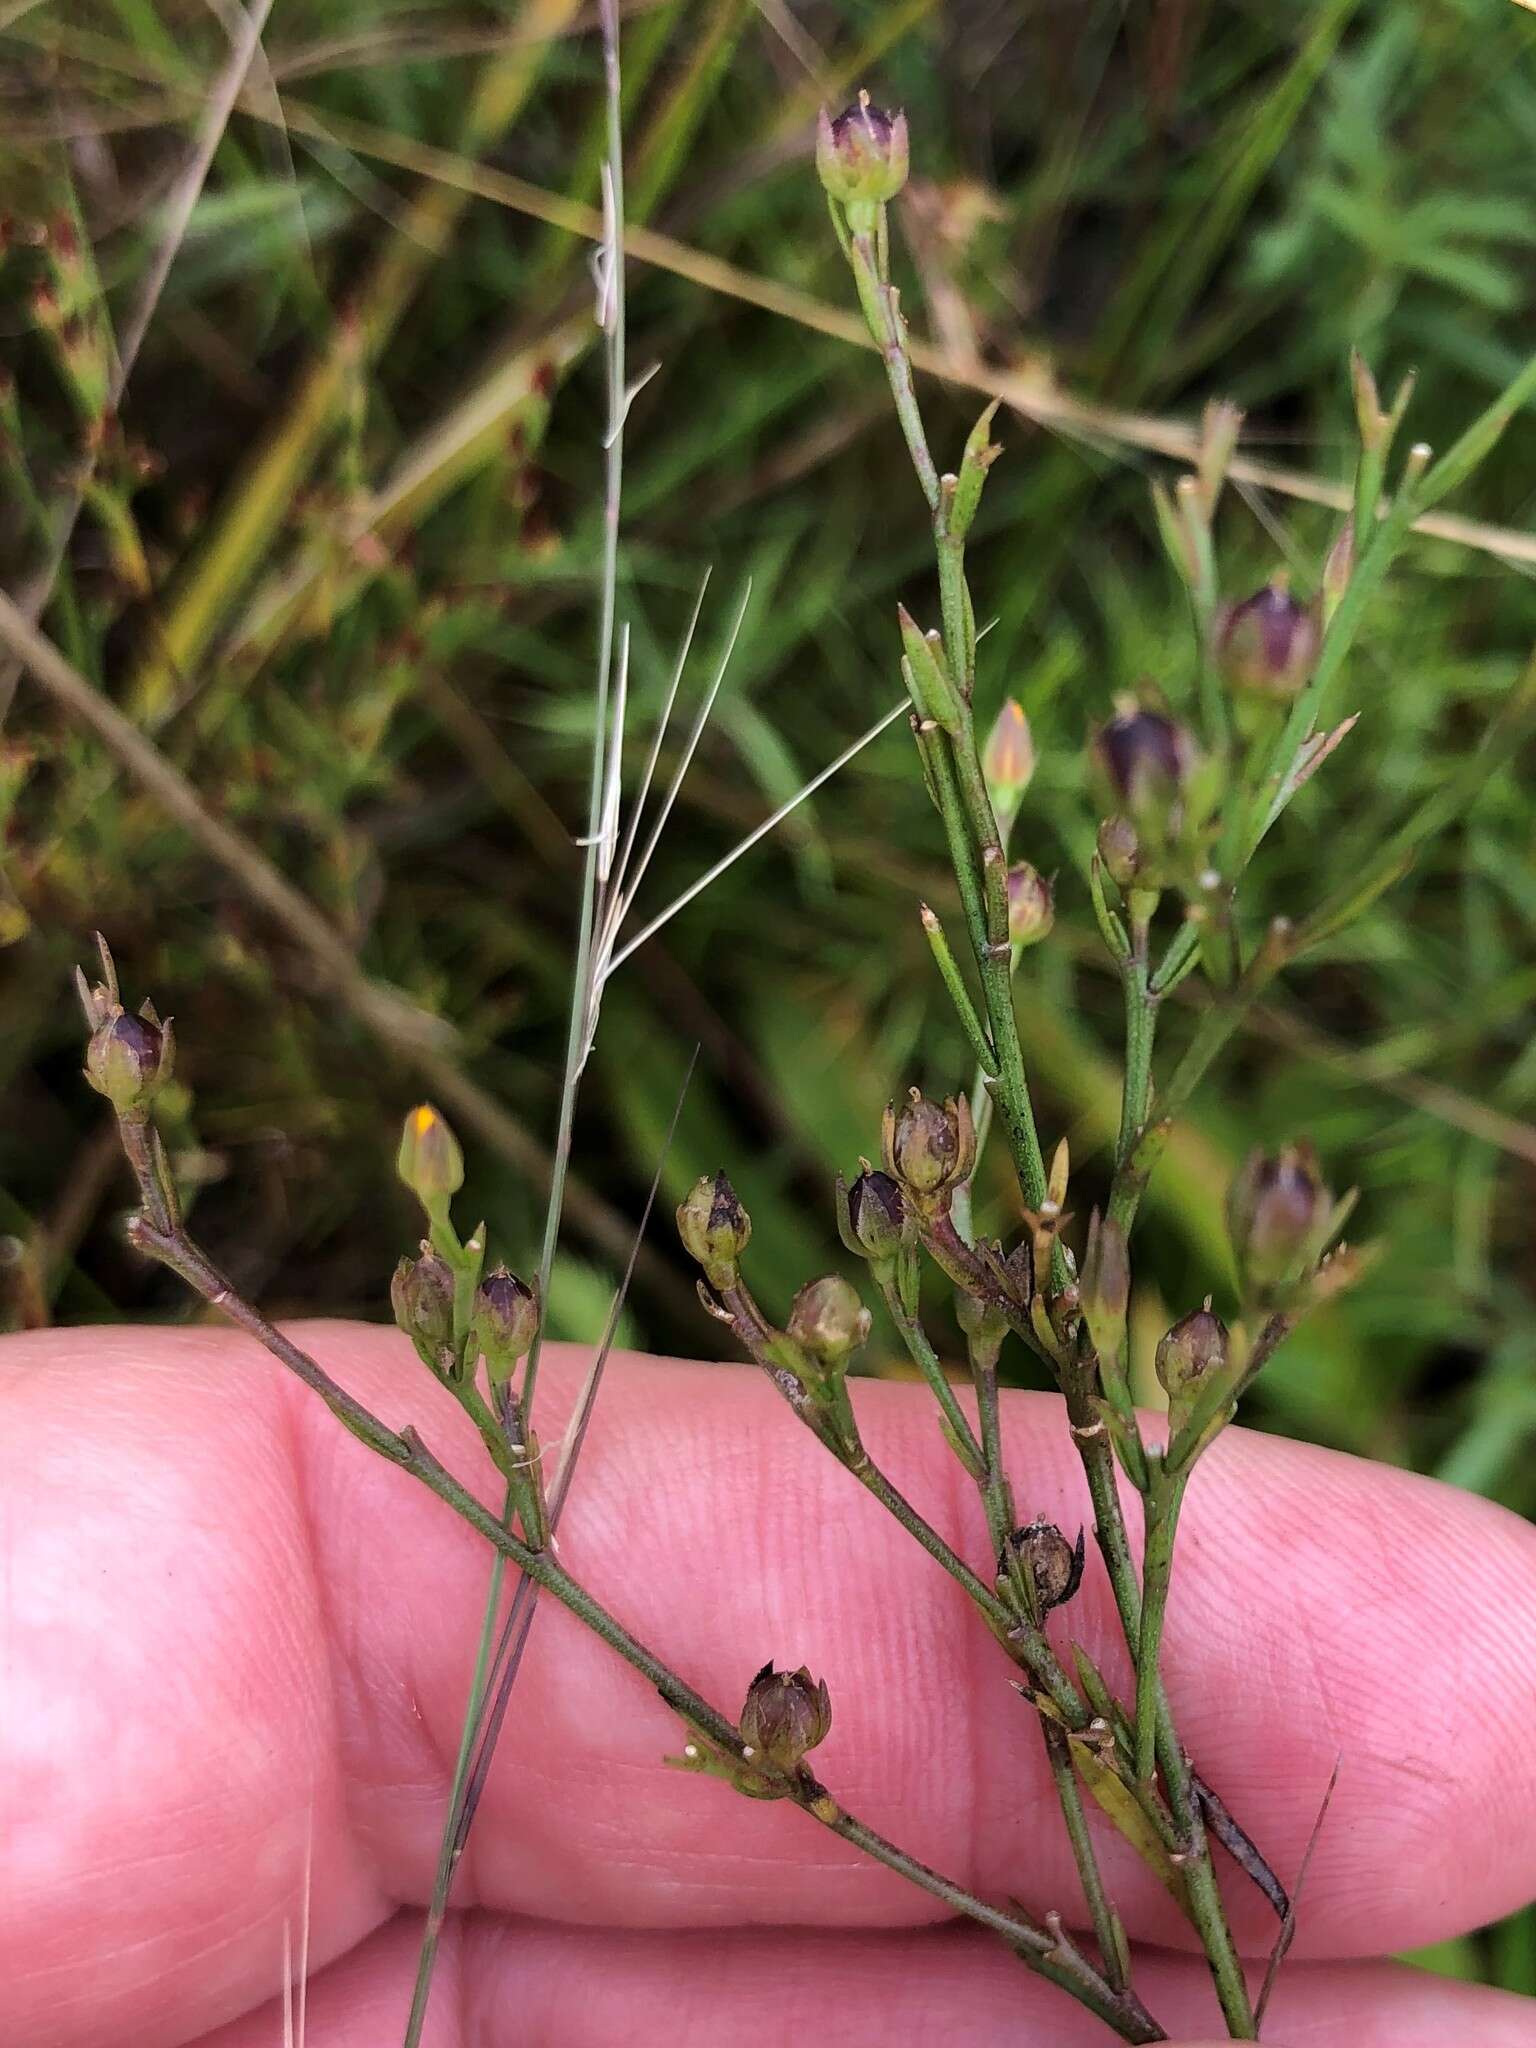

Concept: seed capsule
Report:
left=815, top=95, right=909, bottom=206
left=1154, top=1303, right=1230, bottom=1404
left=1227, top=1142, right=1331, bottom=1296
left=1079, top=1210, right=1129, bottom=1362
left=881, top=1089, right=976, bottom=1203
left=473, top=1266, right=540, bottom=1382
left=84, top=1007, right=170, bottom=1115
left=1004, top=1518, right=1086, bottom=1616
left=787, top=1274, right=871, bottom=1368
left=1095, top=814, right=1143, bottom=891
left=676, top=1170, right=752, bottom=1286
left=391, top=1247, right=456, bottom=1364
left=845, top=1169, right=908, bottom=1262
left=739, top=1662, right=832, bottom=1771
left=1092, top=708, right=1196, bottom=817
left=1216, top=581, right=1320, bottom=700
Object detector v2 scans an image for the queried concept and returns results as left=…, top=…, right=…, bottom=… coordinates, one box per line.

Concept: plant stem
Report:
left=842, top=224, right=1050, bottom=1219
left=1042, top=1717, right=1131, bottom=1993
left=713, top=1277, right=1092, bottom=1725
left=401, top=1573, right=503, bottom=2045
left=967, top=1331, right=1015, bottom=1561
left=822, top=1801, right=1164, bottom=2043
left=1066, top=1404, right=1256, bottom=2038
left=847, top=231, right=941, bottom=511
left=844, top=1447, right=1007, bottom=1621
left=943, top=726, right=1051, bottom=1215
left=1134, top=1469, right=1188, bottom=1785
left=879, top=1280, right=986, bottom=1477
left=1114, top=922, right=1294, bottom=1238
left=920, top=905, right=997, bottom=1075
left=1114, top=949, right=1158, bottom=1177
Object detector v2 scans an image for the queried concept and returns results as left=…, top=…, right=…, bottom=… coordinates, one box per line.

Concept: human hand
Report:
left=4, top=1321, right=1534, bottom=2046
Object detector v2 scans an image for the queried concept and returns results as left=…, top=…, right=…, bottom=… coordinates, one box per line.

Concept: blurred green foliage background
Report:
left=2, top=0, right=1534, bottom=1993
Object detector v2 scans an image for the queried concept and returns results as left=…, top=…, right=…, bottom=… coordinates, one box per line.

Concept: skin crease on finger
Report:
left=194, top=1914, right=1536, bottom=2048
left=2, top=1320, right=1535, bottom=2048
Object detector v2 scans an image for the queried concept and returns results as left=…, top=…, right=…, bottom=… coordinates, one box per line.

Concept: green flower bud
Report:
left=816, top=95, right=909, bottom=207
left=397, top=1103, right=464, bottom=1205
left=473, top=1265, right=540, bottom=1382
left=1227, top=1142, right=1331, bottom=1297
left=1154, top=1303, right=1230, bottom=1406
left=881, top=1088, right=976, bottom=1204
left=1216, top=581, right=1320, bottom=700
left=787, top=1274, right=871, bottom=1368
left=983, top=697, right=1034, bottom=838
left=391, top=1246, right=456, bottom=1365
left=1003, top=1517, right=1085, bottom=1617
left=845, top=1169, right=907, bottom=1263
left=1006, top=862, right=1054, bottom=948
left=739, top=1661, right=832, bottom=1772
left=84, top=1005, right=171, bottom=1115
left=676, top=1171, right=752, bottom=1286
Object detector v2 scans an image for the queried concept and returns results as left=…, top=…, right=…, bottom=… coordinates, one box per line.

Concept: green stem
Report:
left=879, top=1280, right=987, bottom=1477
left=844, top=218, right=1050, bottom=1223
left=846, top=1447, right=1008, bottom=1622
left=1114, top=951, right=1158, bottom=1176
left=1240, top=462, right=1424, bottom=869
left=921, top=722, right=992, bottom=966
left=1134, top=1470, right=1187, bottom=1785
left=1114, top=922, right=1294, bottom=1238
left=1415, top=345, right=1536, bottom=511
left=401, top=1552, right=505, bottom=2044
left=824, top=1802, right=1163, bottom=2043
left=947, top=734, right=1050, bottom=1214
left=1042, top=1716, right=1131, bottom=1993
left=1067, top=1406, right=1256, bottom=2038
left=949, top=1053, right=994, bottom=1246
left=921, top=904, right=997, bottom=1074
left=967, top=1332, right=1015, bottom=1561
left=847, top=230, right=941, bottom=511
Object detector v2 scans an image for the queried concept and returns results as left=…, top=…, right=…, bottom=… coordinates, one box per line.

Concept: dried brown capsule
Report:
left=881, top=1088, right=976, bottom=1203
left=1005, top=1518, right=1086, bottom=1616
left=391, top=1246, right=456, bottom=1365
left=739, top=1661, right=832, bottom=1771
